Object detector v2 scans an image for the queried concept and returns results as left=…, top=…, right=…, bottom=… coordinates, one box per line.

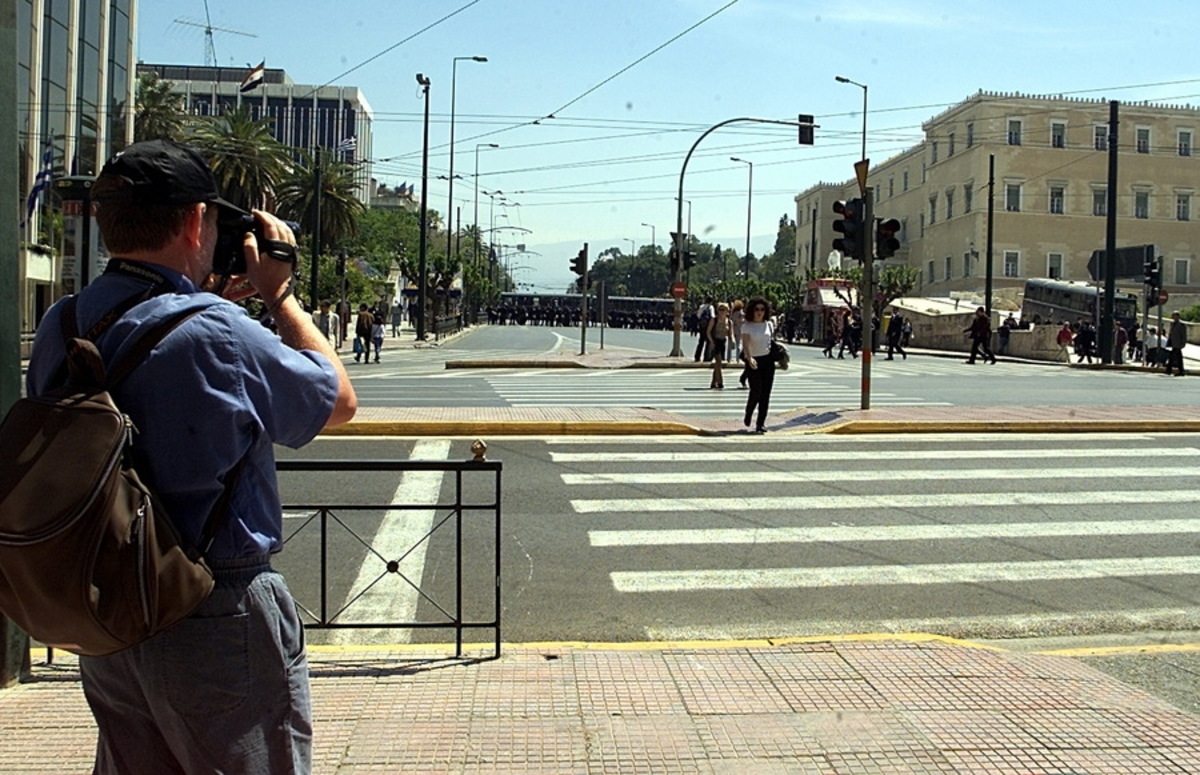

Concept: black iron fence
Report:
left=277, top=457, right=503, bottom=659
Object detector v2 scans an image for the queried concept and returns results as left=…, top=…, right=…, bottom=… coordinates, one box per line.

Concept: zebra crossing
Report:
left=548, top=434, right=1200, bottom=640
left=487, top=370, right=947, bottom=415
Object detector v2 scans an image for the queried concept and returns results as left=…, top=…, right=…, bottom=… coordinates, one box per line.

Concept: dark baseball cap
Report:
left=94, top=139, right=246, bottom=214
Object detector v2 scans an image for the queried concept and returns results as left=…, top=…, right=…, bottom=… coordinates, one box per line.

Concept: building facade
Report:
left=136, top=63, right=374, bottom=202
left=796, top=91, right=1200, bottom=301
left=18, top=0, right=138, bottom=329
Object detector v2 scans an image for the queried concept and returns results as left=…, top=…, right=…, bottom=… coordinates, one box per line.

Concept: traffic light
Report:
left=570, top=245, right=588, bottom=276
left=797, top=113, right=815, bottom=146
left=669, top=247, right=680, bottom=273
left=832, top=198, right=866, bottom=260
left=336, top=252, right=347, bottom=276
left=683, top=250, right=696, bottom=272
left=1144, top=257, right=1161, bottom=291
left=875, top=218, right=901, bottom=259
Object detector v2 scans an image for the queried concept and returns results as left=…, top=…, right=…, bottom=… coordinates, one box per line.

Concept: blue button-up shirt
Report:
left=26, top=262, right=339, bottom=559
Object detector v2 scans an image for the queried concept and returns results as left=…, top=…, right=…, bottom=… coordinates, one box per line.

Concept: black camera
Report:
left=213, top=213, right=301, bottom=275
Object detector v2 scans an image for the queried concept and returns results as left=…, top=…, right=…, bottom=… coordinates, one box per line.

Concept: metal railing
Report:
left=277, top=455, right=503, bottom=659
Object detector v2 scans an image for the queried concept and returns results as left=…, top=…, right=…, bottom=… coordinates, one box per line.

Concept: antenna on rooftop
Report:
left=173, top=0, right=257, bottom=67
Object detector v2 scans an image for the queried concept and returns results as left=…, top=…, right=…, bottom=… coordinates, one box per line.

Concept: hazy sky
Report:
left=137, top=0, right=1200, bottom=291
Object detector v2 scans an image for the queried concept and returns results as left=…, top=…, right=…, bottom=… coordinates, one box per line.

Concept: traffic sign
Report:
left=670, top=282, right=686, bottom=298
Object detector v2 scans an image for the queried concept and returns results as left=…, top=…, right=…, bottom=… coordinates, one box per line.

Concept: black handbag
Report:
left=771, top=341, right=790, bottom=370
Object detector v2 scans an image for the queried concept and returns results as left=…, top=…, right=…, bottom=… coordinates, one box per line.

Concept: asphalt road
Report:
left=352, top=325, right=1197, bottom=412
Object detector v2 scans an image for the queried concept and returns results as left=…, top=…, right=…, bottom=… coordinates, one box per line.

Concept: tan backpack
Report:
left=0, top=296, right=240, bottom=656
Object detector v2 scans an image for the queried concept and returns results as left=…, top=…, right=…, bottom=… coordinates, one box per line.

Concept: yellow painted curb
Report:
left=828, top=421, right=1200, bottom=435
left=1036, top=642, right=1200, bottom=658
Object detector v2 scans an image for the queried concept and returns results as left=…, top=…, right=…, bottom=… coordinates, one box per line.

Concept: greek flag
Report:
left=21, top=140, right=54, bottom=229
left=335, top=136, right=357, bottom=154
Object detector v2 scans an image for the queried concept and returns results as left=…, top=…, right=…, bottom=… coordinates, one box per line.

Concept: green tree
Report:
left=188, top=105, right=290, bottom=211
left=759, top=214, right=797, bottom=282
left=133, top=71, right=189, bottom=142
left=275, top=149, right=365, bottom=252
left=807, top=264, right=919, bottom=318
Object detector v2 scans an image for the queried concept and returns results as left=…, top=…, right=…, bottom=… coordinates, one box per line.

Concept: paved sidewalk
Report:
left=3, top=636, right=1200, bottom=773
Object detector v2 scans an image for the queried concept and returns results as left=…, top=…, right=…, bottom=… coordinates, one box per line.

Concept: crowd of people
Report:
left=1054, top=313, right=1189, bottom=375
left=308, top=298, right=401, bottom=364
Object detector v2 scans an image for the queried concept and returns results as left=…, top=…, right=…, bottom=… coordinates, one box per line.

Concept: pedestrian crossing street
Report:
left=546, top=433, right=1200, bottom=640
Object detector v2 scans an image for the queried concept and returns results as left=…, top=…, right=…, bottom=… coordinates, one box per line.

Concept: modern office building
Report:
left=136, top=63, right=374, bottom=203
left=17, top=0, right=138, bottom=328
left=796, top=91, right=1200, bottom=301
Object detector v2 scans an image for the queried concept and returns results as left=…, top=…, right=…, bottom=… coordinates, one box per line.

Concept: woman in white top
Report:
left=740, top=297, right=777, bottom=433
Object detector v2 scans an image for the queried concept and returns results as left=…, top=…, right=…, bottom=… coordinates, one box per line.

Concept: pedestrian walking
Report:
left=964, top=306, right=996, bottom=364
left=1114, top=323, right=1127, bottom=365
left=706, top=302, right=731, bottom=389
left=24, top=138, right=358, bottom=774
left=885, top=307, right=907, bottom=361
left=1165, top=311, right=1188, bottom=376
left=1056, top=322, right=1074, bottom=362
left=693, top=296, right=715, bottom=362
left=371, top=315, right=385, bottom=363
left=1074, top=319, right=1097, bottom=363
left=312, top=299, right=340, bottom=350
left=354, top=303, right=374, bottom=362
left=740, top=297, right=778, bottom=433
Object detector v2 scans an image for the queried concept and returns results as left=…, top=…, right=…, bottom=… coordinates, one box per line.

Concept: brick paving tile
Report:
left=1050, top=748, right=1191, bottom=774
left=692, top=713, right=822, bottom=759
left=868, top=675, right=1085, bottom=712
left=824, top=747, right=959, bottom=774
left=470, top=676, right=581, bottom=717
left=1004, top=708, right=1150, bottom=749
left=463, top=717, right=589, bottom=766
left=939, top=747, right=1068, bottom=774
left=750, top=648, right=865, bottom=682
left=1101, top=709, right=1200, bottom=747
left=583, top=715, right=708, bottom=773
left=777, top=678, right=891, bottom=712
left=706, top=757, right=837, bottom=775
left=662, top=649, right=795, bottom=715
left=903, top=710, right=1044, bottom=751
left=802, top=711, right=930, bottom=756
left=1163, top=746, right=1200, bottom=771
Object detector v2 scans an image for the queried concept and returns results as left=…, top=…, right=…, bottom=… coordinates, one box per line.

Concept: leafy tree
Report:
left=805, top=264, right=919, bottom=318
left=275, top=149, right=365, bottom=252
left=134, top=71, right=189, bottom=142
left=758, top=214, right=797, bottom=282
left=188, top=105, right=290, bottom=211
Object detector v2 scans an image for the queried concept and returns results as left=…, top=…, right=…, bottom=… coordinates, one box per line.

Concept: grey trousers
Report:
left=81, top=556, right=312, bottom=775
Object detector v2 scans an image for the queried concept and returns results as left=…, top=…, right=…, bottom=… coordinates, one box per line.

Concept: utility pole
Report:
left=860, top=184, right=875, bottom=410
left=986, top=154, right=995, bottom=316
left=310, top=149, right=321, bottom=311
left=416, top=73, right=431, bottom=340
left=1100, top=100, right=1119, bottom=364
left=1, top=1, right=30, bottom=687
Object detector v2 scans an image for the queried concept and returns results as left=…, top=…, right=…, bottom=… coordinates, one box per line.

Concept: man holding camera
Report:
left=26, top=139, right=357, bottom=773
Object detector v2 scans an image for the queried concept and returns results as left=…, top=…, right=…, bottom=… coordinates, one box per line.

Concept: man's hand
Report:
left=243, top=210, right=297, bottom=306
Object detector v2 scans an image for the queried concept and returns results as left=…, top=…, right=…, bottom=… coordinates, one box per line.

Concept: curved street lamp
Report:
left=416, top=72, right=432, bottom=340
left=730, top=157, right=753, bottom=279
left=448, top=56, right=487, bottom=268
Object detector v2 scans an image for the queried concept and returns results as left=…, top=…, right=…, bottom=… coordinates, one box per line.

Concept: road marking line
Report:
left=611, top=555, right=1200, bottom=592
left=553, top=447, right=1200, bottom=463
left=589, top=518, right=1200, bottom=546
left=572, top=490, right=1200, bottom=513
left=542, top=433, right=1165, bottom=444
left=565, top=466, right=1182, bottom=485
left=330, top=439, right=450, bottom=645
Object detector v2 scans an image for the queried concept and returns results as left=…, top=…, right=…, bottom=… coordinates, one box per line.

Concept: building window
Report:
left=944, top=256, right=952, bottom=281
left=967, top=122, right=974, bottom=147
left=948, top=132, right=955, bottom=156
left=1094, top=126, right=1108, bottom=151
left=1047, top=253, right=1064, bottom=280
left=1003, top=251, right=1020, bottom=278
left=888, top=177, right=894, bottom=198
left=1177, top=194, right=1191, bottom=221
left=922, top=163, right=927, bottom=183
left=1175, top=258, right=1190, bottom=286
left=919, top=213, right=925, bottom=237
left=929, top=196, right=937, bottom=224
left=1180, top=130, right=1193, bottom=157
left=1136, top=127, right=1151, bottom=154
left=1093, top=189, right=1107, bottom=216
left=927, top=260, right=936, bottom=284
left=1051, top=122, right=1066, bottom=149
left=903, top=170, right=909, bottom=191
left=1050, top=186, right=1065, bottom=215
left=964, top=184, right=973, bottom=213
left=1135, top=191, right=1150, bottom=219
left=945, top=190, right=954, bottom=219
left=1005, top=183, right=1021, bottom=212
left=931, top=142, right=938, bottom=164
left=963, top=252, right=972, bottom=278
left=1007, top=119, right=1022, bottom=146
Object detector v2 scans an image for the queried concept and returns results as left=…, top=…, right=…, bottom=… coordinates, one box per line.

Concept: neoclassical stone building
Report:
left=795, top=91, right=1200, bottom=302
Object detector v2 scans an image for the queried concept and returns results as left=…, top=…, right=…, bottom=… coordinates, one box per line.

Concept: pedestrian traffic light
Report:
left=832, top=198, right=866, bottom=261
left=570, top=245, right=588, bottom=276
left=875, top=218, right=901, bottom=259
left=336, top=252, right=346, bottom=276
left=1144, top=257, right=1161, bottom=291
left=668, top=247, right=680, bottom=273
left=683, top=250, right=696, bottom=271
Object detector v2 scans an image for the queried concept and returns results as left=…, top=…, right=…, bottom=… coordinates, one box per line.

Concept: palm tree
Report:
left=188, top=105, right=290, bottom=210
left=134, top=71, right=189, bottom=142
left=275, top=149, right=365, bottom=252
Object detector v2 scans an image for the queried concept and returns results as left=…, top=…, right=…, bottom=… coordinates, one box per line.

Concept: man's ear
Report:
left=182, top=203, right=207, bottom=250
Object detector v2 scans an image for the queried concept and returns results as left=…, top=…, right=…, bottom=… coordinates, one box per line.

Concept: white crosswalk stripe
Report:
left=486, top=371, right=946, bottom=414
left=556, top=436, right=1200, bottom=634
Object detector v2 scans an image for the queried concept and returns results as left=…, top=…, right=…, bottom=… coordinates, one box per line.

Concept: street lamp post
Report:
left=473, top=142, right=499, bottom=306
left=448, top=56, right=487, bottom=271
left=640, top=222, right=656, bottom=254
left=416, top=72, right=432, bottom=341
left=624, top=238, right=635, bottom=257
left=835, top=75, right=868, bottom=162
left=730, top=157, right=753, bottom=279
